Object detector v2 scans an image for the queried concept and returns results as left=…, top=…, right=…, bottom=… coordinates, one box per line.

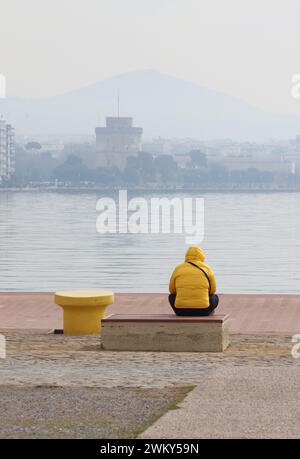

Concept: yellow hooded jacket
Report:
left=169, top=246, right=217, bottom=308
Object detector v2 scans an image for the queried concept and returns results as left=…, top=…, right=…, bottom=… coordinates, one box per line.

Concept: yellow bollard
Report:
left=55, top=290, right=114, bottom=334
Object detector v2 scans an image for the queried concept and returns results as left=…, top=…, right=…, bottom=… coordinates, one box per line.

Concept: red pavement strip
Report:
left=0, top=292, right=299, bottom=336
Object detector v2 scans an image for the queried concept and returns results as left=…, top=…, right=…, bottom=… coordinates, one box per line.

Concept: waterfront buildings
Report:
left=209, top=155, right=295, bottom=175
left=0, top=116, right=15, bottom=182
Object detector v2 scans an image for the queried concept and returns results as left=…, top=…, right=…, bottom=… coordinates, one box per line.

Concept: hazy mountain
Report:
left=1, top=69, right=300, bottom=140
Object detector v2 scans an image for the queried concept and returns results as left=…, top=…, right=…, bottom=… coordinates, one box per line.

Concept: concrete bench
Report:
left=101, top=314, right=230, bottom=352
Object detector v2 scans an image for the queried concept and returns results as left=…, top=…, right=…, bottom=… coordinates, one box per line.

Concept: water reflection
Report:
left=0, top=191, right=299, bottom=292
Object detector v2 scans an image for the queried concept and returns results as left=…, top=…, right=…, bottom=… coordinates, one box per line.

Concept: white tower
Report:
left=95, top=117, right=143, bottom=170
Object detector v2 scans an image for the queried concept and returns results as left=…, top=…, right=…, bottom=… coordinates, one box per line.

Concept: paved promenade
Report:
left=0, top=292, right=299, bottom=335
left=141, top=366, right=300, bottom=439
left=0, top=332, right=298, bottom=438
left=0, top=293, right=299, bottom=438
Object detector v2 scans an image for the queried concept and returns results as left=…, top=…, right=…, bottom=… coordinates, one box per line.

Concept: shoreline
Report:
left=1, top=186, right=300, bottom=193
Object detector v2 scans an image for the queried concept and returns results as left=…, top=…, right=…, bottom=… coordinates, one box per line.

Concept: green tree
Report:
left=209, top=164, right=228, bottom=184
left=25, top=141, right=42, bottom=150
left=179, top=168, right=209, bottom=185
left=53, top=155, right=90, bottom=182
left=92, top=167, right=116, bottom=185
left=139, top=152, right=155, bottom=181
left=123, top=156, right=140, bottom=184
left=189, top=149, right=207, bottom=168
left=230, top=170, right=246, bottom=184
left=154, top=154, right=178, bottom=182
left=244, top=168, right=262, bottom=183
left=12, top=148, right=59, bottom=185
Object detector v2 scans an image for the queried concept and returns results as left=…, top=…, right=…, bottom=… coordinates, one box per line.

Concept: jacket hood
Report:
left=185, top=246, right=205, bottom=262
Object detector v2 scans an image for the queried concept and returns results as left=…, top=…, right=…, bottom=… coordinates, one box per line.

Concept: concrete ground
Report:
left=0, top=333, right=295, bottom=388
left=0, top=292, right=299, bottom=439
left=0, top=332, right=299, bottom=438
left=141, top=366, right=300, bottom=439
left=0, top=386, right=190, bottom=439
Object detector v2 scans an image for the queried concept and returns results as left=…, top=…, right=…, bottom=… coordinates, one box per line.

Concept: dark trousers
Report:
left=168, top=293, right=219, bottom=316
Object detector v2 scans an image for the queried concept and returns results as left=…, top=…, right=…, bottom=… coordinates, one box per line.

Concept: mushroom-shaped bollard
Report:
left=55, top=290, right=114, bottom=334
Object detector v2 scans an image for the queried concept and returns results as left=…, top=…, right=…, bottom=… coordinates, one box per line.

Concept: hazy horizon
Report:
left=0, top=68, right=296, bottom=119
left=1, top=0, right=300, bottom=117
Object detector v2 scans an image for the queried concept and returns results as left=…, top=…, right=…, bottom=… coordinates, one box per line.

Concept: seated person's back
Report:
left=168, top=246, right=218, bottom=316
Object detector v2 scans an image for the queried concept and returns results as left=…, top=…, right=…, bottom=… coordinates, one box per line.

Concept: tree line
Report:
left=6, top=145, right=299, bottom=188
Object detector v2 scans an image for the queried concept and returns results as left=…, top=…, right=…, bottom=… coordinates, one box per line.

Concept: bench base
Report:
left=101, top=314, right=230, bottom=352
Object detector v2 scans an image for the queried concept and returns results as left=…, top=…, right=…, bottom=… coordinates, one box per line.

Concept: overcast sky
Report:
left=1, top=0, right=300, bottom=115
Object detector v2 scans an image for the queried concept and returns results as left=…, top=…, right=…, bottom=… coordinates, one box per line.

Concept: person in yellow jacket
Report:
left=168, top=246, right=219, bottom=316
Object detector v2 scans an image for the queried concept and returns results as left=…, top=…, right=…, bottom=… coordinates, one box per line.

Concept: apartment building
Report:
left=0, top=116, right=15, bottom=182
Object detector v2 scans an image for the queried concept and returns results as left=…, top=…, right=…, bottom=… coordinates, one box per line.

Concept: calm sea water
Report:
left=0, top=190, right=299, bottom=293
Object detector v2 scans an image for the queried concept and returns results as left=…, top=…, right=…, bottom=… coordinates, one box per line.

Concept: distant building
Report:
left=211, top=155, right=295, bottom=175
left=0, top=116, right=15, bottom=182
left=95, top=117, right=143, bottom=170
left=173, top=153, right=191, bottom=168
left=142, top=140, right=169, bottom=155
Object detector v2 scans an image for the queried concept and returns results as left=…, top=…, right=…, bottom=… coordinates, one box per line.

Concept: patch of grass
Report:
left=131, top=385, right=195, bottom=438
left=17, top=418, right=37, bottom=428
left=0, top=385, right=197, bottom=439
left=166, top=385, right=195, bottom=410
left=33, top=384, right=60, bottom=389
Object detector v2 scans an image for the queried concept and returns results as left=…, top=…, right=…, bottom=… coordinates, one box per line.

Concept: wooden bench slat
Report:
left=103, top=313, right=229, bottom=324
